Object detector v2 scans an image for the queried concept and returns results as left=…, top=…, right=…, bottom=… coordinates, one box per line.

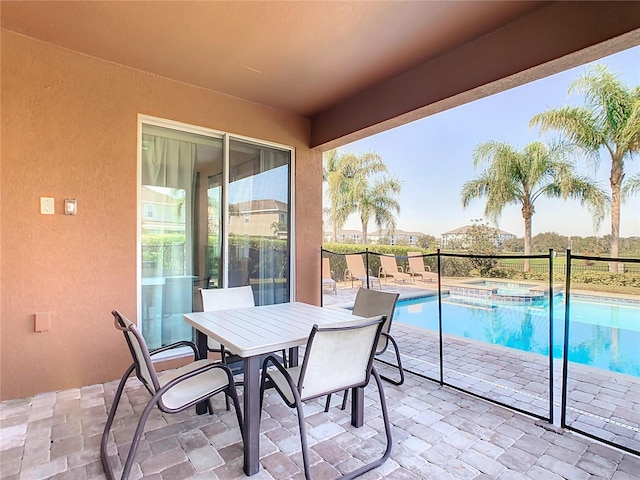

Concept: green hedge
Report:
left=322, top=244, right=435, bottom=281
left=322, top=244, right=640, bottom=288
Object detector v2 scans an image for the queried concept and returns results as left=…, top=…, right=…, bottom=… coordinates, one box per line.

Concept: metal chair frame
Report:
left=101, top=310, right=243, bottom=480
left=259, top=317, right=392, bottom=479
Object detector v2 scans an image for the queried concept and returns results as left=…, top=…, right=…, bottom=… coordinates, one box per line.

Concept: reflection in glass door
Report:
left=140, top=121, right=292, bottom=348
left=140, top=125, right=223, bottom=349
left=228, top=139, right=291, bottom=305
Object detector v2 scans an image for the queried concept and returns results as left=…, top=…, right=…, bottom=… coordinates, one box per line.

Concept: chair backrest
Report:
left=297, top=316, right=385, bottom=401
left=345, top=254, right=366, bottom=277
left=112, top=310, right=160, bottom=394
left=352, top=288, right=399, bottom=353
left=322, top=258, right=333, bottom=280
left=200, top=285, right=255, bottom=312
left=379, top=255, right=400, bottom=273
left=407, top=252, right=425, bottom=272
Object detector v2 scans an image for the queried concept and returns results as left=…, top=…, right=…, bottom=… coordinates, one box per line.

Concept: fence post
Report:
left=548, top=249, right=554, bottom=424
left=365, top=248, right=370, bottom=289
left=561, top=248, right=572, bottom=428
left=437, top=248, right=444, bottom=385
left=320, top=249, right=324, bottom=307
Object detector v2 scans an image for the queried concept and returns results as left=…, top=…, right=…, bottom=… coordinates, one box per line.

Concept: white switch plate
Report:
left=40, top=197, right=54, bottom=214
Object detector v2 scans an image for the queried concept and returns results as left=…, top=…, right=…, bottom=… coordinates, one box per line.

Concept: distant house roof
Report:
left=442, top=225, right=514, bottom=236
left=370, top=229, right=426, bottom=237
left=232, top=199, right=287, bottom=213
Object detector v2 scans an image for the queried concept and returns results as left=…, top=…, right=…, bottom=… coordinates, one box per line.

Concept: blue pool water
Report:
left=395, top=294, right=640, bottom=378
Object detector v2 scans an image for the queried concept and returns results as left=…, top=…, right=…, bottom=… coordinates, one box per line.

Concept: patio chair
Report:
left=200, top=286, right=287, bottom=368
left=102, top=310, right=243, bottom=480
left=407, top=252, right=438, bottom=282
left=259, top=316, right=392, bottom=479
left=378, top=254, right=411, bottom=283
left=325, top=288, right=403, bottom=411
left=322, top=257, right=337, bottom=294
left=344, top=254, right=382, bottom=289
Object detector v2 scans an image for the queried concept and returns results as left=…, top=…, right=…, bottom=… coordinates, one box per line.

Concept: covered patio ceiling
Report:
left=2, top=1, right=639, bottom=149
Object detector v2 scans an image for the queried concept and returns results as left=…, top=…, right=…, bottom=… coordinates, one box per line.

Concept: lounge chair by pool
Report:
left=407, top=252, right=438, bottom=282
left=379, top=254, right=411, bottom=283
left=322, top=257, right=337, bottom=294
left=344, top=254, right=382, bottom=289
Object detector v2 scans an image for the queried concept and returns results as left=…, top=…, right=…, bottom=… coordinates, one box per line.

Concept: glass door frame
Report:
left=137, top=114, right=296, bottom=354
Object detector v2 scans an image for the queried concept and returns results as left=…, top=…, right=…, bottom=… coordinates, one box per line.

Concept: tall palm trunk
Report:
left=609, top=154, right=623, bottom=272
left=522, top=203, right=534, bottom=272
left=361, top=217, right=368, bottom=244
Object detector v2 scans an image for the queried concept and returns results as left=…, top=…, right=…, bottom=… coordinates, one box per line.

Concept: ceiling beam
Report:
left=310, top=1, right=640, bottom=150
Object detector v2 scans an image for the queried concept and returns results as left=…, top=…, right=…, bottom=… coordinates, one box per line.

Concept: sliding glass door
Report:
left=139, top=119, right=292, bottom=348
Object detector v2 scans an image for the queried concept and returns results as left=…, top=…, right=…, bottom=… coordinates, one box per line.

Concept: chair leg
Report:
left=340, top=390, right=349, bottom=410
left=226, top=385, right=244, bottom=440
left=378, top=335, right=405, bottom=386
left=340, top=367, right=392, bottom=480
left=121, top=390, right=163, bottom=479
left=101, top=364, right=135, bottom=480
left=324, top=394, right=332, bottom=413
left=295, top=398, right=312, bottom=479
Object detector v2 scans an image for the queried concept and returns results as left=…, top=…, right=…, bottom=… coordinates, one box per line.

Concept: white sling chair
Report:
left=259, top=316, right=392, bottom=479
left=325, top=288, right=403, bottom=412
left=101, top=310, right=243, bottom=480
left=200, top=285, right=255, bottom=363
left=200, top=286, right=287, bottom=367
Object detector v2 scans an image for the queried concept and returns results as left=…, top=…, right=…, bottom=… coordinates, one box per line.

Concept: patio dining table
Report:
left=184, top=301, right=368, bottom=476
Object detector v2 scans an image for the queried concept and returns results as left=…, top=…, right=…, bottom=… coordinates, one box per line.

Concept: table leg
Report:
left=195, top=330, right=208, bottom=415
left=351, top=386, right=364, bottom=427
left=243, top=355, right=260, bottom=476
left=288, top=346, right=299, bottom=367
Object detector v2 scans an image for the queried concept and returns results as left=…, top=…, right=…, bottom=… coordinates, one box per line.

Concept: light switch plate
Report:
left=40, top=197, right=54, bottom=215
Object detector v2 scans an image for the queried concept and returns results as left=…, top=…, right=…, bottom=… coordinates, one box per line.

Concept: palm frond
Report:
left=622, top=172, right=640, bottom=199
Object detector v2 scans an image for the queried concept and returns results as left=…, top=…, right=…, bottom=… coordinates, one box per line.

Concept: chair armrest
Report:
left=425, top=266, right=431, bottom=272
left=157, top=362, right=235, bottom=399
left=398, top=266, right=405, bottom=273
left=150, top=341, right=199, bottom=360
left=261, top=354, right=300, bottom=400
left=262, top=354, right=288, bottom=375
left=378, top=266, right=384, bottom=277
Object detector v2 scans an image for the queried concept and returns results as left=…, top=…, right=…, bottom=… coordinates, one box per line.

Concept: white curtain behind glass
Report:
left=142, top=135, right=197, bottom=347
left=142, top=136, right=196, bottom=190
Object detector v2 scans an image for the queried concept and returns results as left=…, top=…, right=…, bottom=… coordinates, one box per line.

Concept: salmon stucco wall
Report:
left=0, top=30, right=322, bottom=401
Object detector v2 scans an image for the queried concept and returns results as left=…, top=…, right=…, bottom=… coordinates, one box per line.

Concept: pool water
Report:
left=395, top=295, right=640, bottom=378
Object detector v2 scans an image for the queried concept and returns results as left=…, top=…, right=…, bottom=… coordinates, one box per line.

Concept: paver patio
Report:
left=1, top=282, right=638, bottom=479
left=1, top=353, right=639, bottom=479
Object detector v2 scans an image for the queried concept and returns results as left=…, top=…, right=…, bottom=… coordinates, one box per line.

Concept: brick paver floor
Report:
left=2, top=360, right=639, bottom=479
left=1, top=283, right=637, bottom=479
left=327, top=282, right=640, bottom=453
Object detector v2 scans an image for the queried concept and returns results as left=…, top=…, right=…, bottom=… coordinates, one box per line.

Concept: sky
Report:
left=332, top=45, right=640, bottom=239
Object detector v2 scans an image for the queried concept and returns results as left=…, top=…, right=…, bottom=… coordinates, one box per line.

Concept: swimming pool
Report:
left=395, top=294, right=640, bottom=378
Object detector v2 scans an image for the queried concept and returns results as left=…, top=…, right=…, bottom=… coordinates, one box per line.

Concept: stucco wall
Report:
left=0, top=30, right=322, bottom=400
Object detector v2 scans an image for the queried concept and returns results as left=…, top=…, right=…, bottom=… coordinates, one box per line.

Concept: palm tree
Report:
left=323, top=149, right=352, bottom=242
left=323, top=149, right=393, bottom=243
left=461, top=141, right=607, bottom=271
left=530, top=65, right=640, bottom=269
left=355, top=176, right=401, bottom=244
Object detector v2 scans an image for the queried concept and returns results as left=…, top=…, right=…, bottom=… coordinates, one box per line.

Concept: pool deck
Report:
left=323, top=280, right=640, bottom=454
